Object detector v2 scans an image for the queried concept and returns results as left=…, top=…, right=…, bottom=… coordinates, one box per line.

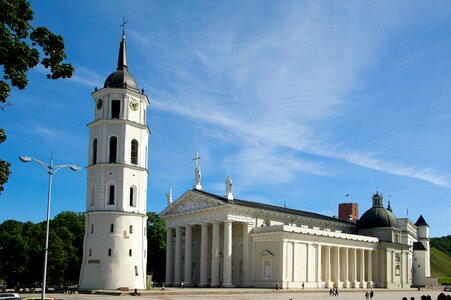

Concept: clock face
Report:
left=130, top=100, right=139, bottom=111
left=96, top=99, right=103, bottom=110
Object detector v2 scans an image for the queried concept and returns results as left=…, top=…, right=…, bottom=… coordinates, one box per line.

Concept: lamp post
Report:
left=19, top=156, right=80, bottom=300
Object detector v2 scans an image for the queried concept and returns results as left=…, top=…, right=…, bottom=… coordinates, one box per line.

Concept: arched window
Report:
left=92, top=138, right=97, bottom=164
left=109, top=136, right=117, bottom=163
left=90, top=185, right=95, bottom=207
left=129, top=186, right=136, bottom=207
left=108, top=184, right=115, bottom=205
left=129, top=249, right=133, bottom=257
left=131, top=139, right=138, bottom=164
left=110, top=224, right=114, bottom=233
left=108, top=248, right=112, bottom=256
left=129, top=225, right=133, bottom=234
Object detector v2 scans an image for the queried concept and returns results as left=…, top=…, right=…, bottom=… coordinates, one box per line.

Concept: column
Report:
left=199, top=223, right=208, bottom=287
left=223, top=220, right=233, bottom=287
left=211, top=221, right=220, bottom=287
left=184, top=225, right=192, bottom=286
left=242, top=223, right=252, bottom=286
left=165, top=228, right=173, bottom=285
left=367, top=250, right=373, bottom=288
left=325, top=246, right=332, bottom=288
left=343, top=247, right=350, bottom=288
left=174, top=226, right=182, bottom=286
left=316, top=244, right=322, bottom=287
left=352, top=248, right=358, bottom=288
left=335, top=247, right=341, bottom=287
left=359, top=249, right=366, bottom=288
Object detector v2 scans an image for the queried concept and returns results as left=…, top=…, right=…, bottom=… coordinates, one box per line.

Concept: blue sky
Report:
left=1, top=1, right=450, bottom=237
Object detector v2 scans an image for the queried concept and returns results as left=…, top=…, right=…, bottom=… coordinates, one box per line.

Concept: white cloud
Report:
left=146, top=2, right=451, bottom=189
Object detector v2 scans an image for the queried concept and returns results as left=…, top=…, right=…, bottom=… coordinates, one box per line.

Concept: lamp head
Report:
left=70, top=165, right=81, bottom=171
left=19, top=156, right=31, bottom=163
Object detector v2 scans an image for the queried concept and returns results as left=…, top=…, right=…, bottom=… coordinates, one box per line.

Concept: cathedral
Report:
left=75, top=29, right=435, bottom=291
left=160, top=168, right=436, bottom=289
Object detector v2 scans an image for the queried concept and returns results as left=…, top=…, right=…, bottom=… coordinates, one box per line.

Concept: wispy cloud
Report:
left=144, top=2, right=451, bottom=188
left=69, top=66, right=103, bottom=88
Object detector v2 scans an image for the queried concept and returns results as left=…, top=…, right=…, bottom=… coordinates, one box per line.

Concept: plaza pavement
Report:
left=18, top=288, right=450, bottom=300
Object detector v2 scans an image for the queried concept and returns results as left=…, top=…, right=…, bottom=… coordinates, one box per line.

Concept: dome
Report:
left=357, top=191, right=399, bottom=230
left=358, top=206, right=399, bottom=229
left=104, top=70, right=138, bottom=90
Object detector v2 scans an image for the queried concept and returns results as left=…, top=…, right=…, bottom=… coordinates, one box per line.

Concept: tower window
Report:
left=91, top=224, right=94, bottom=233
left=111, top=100, right=120, bottom=119
left=129, top=186, right=136, bottom=207
left=135, top=265, right=139, bottom=276
left=109, top=137, right=117, bottom=163
left=108, top=185, right=115, bottom=205
left=89, top=249, right=92, bottom=256
left=131, top=139, right=138, bottom=164
left=129, top=249, right=132, bottom=256
left=110, top=224, right=114, bottom=233
left=129, top=225, right=133, bottom=234
left=92, top=138, right=97, bottom=165
left=90, top=185, right=95, bottom=207
left=108, top=248, right=112, bottom=256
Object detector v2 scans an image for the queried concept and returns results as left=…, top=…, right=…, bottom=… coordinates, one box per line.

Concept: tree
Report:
left=0, top=129, right=10, bottom=194
left=0, top=0, right=74, bottom=192
left=146, top=212, right=166, bottom=283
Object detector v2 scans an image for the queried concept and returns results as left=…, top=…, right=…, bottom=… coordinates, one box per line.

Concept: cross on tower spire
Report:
left=120, top=17, right=128, bottom=39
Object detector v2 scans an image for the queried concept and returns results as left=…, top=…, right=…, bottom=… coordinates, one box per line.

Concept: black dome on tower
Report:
left=104, top=34, right=138, bottom=90
left=358, top=192, right=399, bottom=230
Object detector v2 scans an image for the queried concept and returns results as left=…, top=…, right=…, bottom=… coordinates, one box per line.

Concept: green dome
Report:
left=358, top=206, right=399, bottom=229
left=358, top=191, right=399, bottom=230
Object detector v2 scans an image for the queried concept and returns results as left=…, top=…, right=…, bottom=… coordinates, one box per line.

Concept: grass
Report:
left=431, top=246, right=451, bottom=283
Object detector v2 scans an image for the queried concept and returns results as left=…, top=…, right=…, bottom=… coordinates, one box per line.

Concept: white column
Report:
left=223, top=220, right=233, bottom=287
left=199, top=223, right=208, bottom=287
left=211, top=221, right=220, bottom=287
left=316, top=244, right=322, bottom=286
left=242, top=223, right=252, bottom=286
left=335, top=247, right=341, bottom=287
left=325, top=246, right=332, bottom=288
left=165, top=228, right=173, bottom=285
left=307, top=243, right=315, bottom=283
left=174, top=226, right=182, bottom=286
left=352, top=248, right=358, bottom=288
left=359, top=249, right=366, bottom=288
left=343, top=247, right=350, bottom=288
left=184, top=225, right=192, bottom=286
left=367, top=250, right=373, bottom=288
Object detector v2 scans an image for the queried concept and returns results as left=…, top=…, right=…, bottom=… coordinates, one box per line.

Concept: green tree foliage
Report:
left=0, top=129, right=11, bottom=194
left=0, top=212, right=84, bottom=288
left=431, top=235, right=451, bottom=258
left=0, top=0, right=74, bottom=193
left=146, top=212, right=166, bottom=284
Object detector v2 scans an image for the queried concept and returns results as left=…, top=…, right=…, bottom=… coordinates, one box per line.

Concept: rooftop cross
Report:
left=193, top=151, right=201, bottom=169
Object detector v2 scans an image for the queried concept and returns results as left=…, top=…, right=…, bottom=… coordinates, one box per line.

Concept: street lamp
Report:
left=19, top=155, right=80, bottom=300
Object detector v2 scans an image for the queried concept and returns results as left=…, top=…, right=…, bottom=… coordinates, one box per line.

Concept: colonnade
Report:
left=165, top=221, right=252, bottom=287
left=314, top=245, right=373, bottom=288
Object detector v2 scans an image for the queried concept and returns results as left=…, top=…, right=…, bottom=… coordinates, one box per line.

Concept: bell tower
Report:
left=79, top=30, right=150, bottom=290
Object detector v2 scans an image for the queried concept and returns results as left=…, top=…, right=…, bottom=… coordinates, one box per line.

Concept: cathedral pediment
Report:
left=160, top=190, right=226, bottom=216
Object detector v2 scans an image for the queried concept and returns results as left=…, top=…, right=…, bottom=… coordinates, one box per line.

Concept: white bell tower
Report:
left=79, top=30, right=149, bottom=290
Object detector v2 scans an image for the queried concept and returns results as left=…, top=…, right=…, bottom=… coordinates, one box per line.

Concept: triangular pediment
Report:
left=259, top=250, right=274, bottom=257
left=160, top=190, right=226, bottom=216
